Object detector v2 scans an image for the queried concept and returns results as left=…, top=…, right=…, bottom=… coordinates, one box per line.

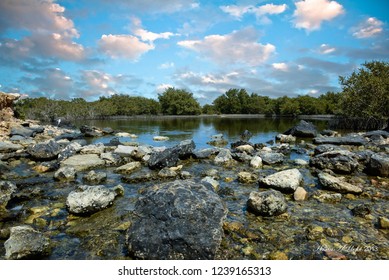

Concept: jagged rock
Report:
left=0, top=181, right=17, bottom=209
left=66, top=185, right=122, bottom=215
left=4, top=225, right=51, bottom=259
left=27, top=140, right=61, bottom=160
left=80, top=125, right=103, bottom=137
left=214, top=148, right=233, bottom=164
left=238, top=172, right=258, bottom=184
left=284, top=120, right=317, bottom=137
left=365, top=153, right=389, bottom=177
left=259, top=168, right=303, bottom=193
left=54, top=166, right=77, bottom=181
left=0, top=92, right=20, bottom=121
left=313, top=134, right=367, bottom=146
left=61, top=154, right=105, bottom=171
left=310, top=150, right=359, bottom=174
left=83, top=170, right=107, bottom=184
left=176, top=139, right=196, bottom=159
left=317, top=172, right=363, bottom=194
left=250, top=155, right=263, bottom=168
left=0, top=141, right=23, bottom=153
left=57, top=142, right=82, bottom=162
left=232, top=151, right=252, bottom=162
left=127, top=180, right=227, bottom=260
left=259, top=152, right=285, bottom=165
left=115, top=162, right=142, bottom=174
left=247, top=189, right=287, bottom=216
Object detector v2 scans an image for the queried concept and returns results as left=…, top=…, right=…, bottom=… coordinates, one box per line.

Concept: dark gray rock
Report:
left=247, top=189, right=287, bottom=216
left=27, top=140, right=61, bottom=160
left=0, top=181, right=17, bottom=209
left=54, top=132, right=83, bottom=141
left=4, top=225, right=51, bottom=259
left=314, top=144, right=345, bottom=155
left=193, top=148, right=218, bottom=159
left=351, top=204, right=371, bottom=217
left=310, top=150, right=359, bottom=174
left=158, top=167, right=178, bottom=179
left=66, top=185, right=122, bottom=215
left=259, top=152, right=285, bottom=165
left=127, top=180, right=227, bottom=260
left=321, top=129, right=338, bottom=137
left=102, top=127, right=114, bottom=134
left=176, top=139, right=196, bottom=159
left=313, top=134, right=367, bottom=146
left=230, top=140, right=253, bottom=149
left=58, top=142, right=82, bottom=162
left=365, top=153, right=389, bottom=177
left=80, top=125, right=103, bottom=137
left=10, top=126, right=35, bottom=138
left=0, top=141, right=23, bottom=153
left=284, top=120, right=317, bottom=137
left=105, top=137, right=123, bottom=146
left=364, top=130, right=389, bottom=139
left=9, top=135, right=26, bottom=141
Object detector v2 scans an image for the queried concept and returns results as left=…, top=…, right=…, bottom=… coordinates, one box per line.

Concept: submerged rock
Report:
left=115, top=162, right=142, bottom=174
left=247, top=189, right=287, bottom=216
left=259, top=168, right=303, bottom=193
left=4, top=225, right=51, bottom=259
left=310, top=150, right=359, bottom=174
left=284, top=120, right=317, bottom=137
left=66, top=185, right=122, bottom=215
left=317, top=172, right=363, bottom=194
left=238, top=171, right=258, bottom=184
left=127, top=180, right=227, bottom=260
left=82, top=170, right=107, bottom=184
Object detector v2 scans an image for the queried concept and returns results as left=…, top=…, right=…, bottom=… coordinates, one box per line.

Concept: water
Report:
left=75, top=116, right=329, bottom=148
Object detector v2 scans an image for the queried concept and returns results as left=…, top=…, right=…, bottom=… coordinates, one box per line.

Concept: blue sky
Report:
left=0, top=0, right=388, bottom=105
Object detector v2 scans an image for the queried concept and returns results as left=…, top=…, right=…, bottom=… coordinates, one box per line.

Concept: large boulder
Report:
left=309, top=150, right=359, bottom=174
left=27, top=140, right=62, bottom=160
left=365, top=153, right=389, bottom=177
left=283, top=120, right=317, bottom=137
left=66, top=185, right=123, bottom=215
left=317, top=172, right=363, bottom=194
left=0, top=181, right=17, bottom=209
left=61, top=154, right=105, bottom=171
left=259, top=168, right=303, bottom=193
left=127, top=180, right=227, bottom=260
left=4, top=225, right=51, bottom=259
left=313, top=134, right=367, bottom=146
left=247, top=189, right=287, bottom=216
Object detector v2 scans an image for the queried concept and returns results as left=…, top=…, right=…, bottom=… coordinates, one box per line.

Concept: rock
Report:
left=201, top=176, right=219, bottom=191
left=114, top=145, right=137, bottom=157
left=0, top=141, right=23, bottom=152
left=158, top=167, right=178, bottom=179
left=10, top=126, right=36, bottom=138
left=80, top=143, right=105, bottom=155
left=235, top=144, right=254, bottom=154
left=310, top=150, right=359, bottom=174
left=247, top=189, right=287, bottom=216
left=214, top=148, right=233, bottom=164
left=0, top=181, right=17, bottom=209
left=193, top=148, right=218, bottom=159
left=313, top=192, right=342, bottom=203
left=321, top=129, right=338, bottom=137
left=57, top=142, right=82, bottom=161
left=54, top=132, right=83, bottom=141
left=175, top=139, right=196, bottom=159
left=232, top=151, right=252, bottom=162
left=259, top=152, right=284, bottom=165
left=122, top=172, right=156, bottom=183
left=379, top=216, right=389, bottom=229
left=153, top=136, right=169, bottom=141
left=294, top=159, right=308, bottom=166
left=313, top=134, right=367, bottom=146
left=269, top=251, right=288, bottom=260
left=351, top=204, right=371, bottom=217
left=80, top=125, right=103, bottom=137
left=364, top=130, right=389, bottom=139
left=313, top=144, right=345, bottom=155
left=238, top=172, right=258, bottom=184
left=317, top=172, right=363, bottom=194
left=133, top=145, right=152, bottom=161
left=127, top=180, right=227, bottom=260
left=27, top=140, right=61, bottom=160
left=250, top=156, right=263, bottom=168
left=66, top=185, right=121, bottom=215
left=61, top=154, right=105, bottom=171
left=207, top=134, right=228, bottom=147
left=4, top=225, right=51, bottom=259
left=180, top=171, right=192, bottom=179
left=294, top=187, right=308, bottom=201
left=324, top=250, right=347, bottom=260
left=276, top=134, right=296, bottom=143
left=83, top=170, right=107, bottom=184
left=259, top=169, right=303, bottom=193
left=102, top=127, right=114, bottom=134
left=365, top=153, right=389, bottom=177
left=100, top=152, right=121, bottom=165
left=54, top=166, right=77, bottom=181
left=283, top=120, right=317, bottom=137
left=148, top=147, right=179, bottom=170
left=240, top=130, right=253, bottom=141
left=115, top=162, right=142, bottom=174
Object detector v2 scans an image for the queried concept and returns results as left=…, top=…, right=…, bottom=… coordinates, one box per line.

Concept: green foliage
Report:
left=158, top=88, right=201, bottom=115
left=339, top=61, right=389, bottom=120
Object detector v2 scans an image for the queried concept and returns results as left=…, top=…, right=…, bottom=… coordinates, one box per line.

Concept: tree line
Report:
left=14, top=61, right=388, bottom=128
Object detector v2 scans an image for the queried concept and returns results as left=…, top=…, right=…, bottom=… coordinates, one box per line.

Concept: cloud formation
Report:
left=293, top=0, right=344, bottom=31
left=220, top=3, right=287, bottom=23
left=352, top=17, right=384, bottom=39
left=178, top=27, right=275, bottom=66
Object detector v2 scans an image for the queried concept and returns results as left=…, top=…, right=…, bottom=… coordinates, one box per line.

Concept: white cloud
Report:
left=319, top=44, right=336, bottom=54
left=220, top=3, right=287, bottom=22
left=178, top=27, right=275, bottom=66
left=99, top=34, right=154, bottom=60
left=272, top=62, right=289, bottom=71
left=293, top=0, right=344, bottom=31
left=156, top=84, right=174, bottom=94
left=254, top=4, right=287, bottom=16
left=352, top=17, right=384, bottom=39
left=130, top=17, right=179, bottom=42
left=220, top=5, right=253, bottom=19
left=159, top=62, right=175, bottom=69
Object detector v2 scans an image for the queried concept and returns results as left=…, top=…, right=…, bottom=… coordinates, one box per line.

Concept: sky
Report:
left=0, top=0, right=388, bottom=105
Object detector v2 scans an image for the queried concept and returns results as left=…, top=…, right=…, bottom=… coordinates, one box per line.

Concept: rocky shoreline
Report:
left=0, top=95, right=388, bottom=260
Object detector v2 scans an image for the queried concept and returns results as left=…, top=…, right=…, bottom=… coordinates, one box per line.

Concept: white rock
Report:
left=250, top=156, right=263, bottom=168
left=114, top=145, right=137, bottom=157
left=61, top=154, right=105, bottom=171
left=260, top=168, right=303, bottom=193
left=153, top=136, right=169, bottom=141
left=115, top=162, right=142, bottom=174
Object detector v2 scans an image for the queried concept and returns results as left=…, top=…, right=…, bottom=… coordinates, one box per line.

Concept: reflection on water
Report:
left=76, top=117, right=329, bottom=148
